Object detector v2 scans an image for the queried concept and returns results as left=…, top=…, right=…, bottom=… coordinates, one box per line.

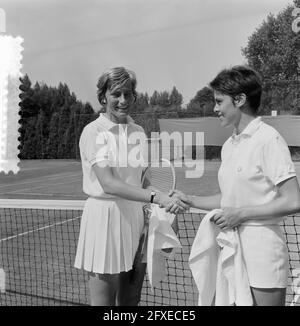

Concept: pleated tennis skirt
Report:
left=239, top=224, right=289, bottom=288
left=74, top=197, right=144, bottom=274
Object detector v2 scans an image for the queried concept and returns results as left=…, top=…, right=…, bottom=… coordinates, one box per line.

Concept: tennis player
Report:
left=171, top=66, right=300, bottom=306
left=74, top=67, right=188, bottom=306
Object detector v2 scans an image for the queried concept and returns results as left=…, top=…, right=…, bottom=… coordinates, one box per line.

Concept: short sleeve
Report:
left=261, top=133, right=296, bottom=185
left=80, top=127, right=110, bottom=167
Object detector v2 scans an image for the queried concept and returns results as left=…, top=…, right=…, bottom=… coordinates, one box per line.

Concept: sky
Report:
left=0, top=0, right=295, bottom=111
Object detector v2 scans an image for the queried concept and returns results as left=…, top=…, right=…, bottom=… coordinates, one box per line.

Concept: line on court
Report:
left=19, top=161, right=81, bottom=172
left=5, top=192, right=85, bottom=198
left=4, top=177, right=82, bottom=194
left=0, top=172, right=82, bottom=190
left=0, top=216, right=82, bottom=243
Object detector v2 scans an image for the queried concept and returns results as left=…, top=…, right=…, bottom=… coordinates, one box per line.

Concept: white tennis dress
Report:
left=74, top=114, right=146, bottom=274
left=218, top=117, right=296, bottom=288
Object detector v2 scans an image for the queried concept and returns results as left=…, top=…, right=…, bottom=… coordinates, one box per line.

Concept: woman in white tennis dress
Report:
left=74, top=67, right=188, bottom=306
left=177, top=66, right=300, bottom=305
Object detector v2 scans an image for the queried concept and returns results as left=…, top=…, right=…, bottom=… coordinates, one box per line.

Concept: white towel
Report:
left=147, top=205, right=182, bottom=290
left=189, top=209, right=253, bottom=306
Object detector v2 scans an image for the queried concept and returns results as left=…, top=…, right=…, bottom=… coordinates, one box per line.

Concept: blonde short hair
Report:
left=97, top=67, right=137, bottom=106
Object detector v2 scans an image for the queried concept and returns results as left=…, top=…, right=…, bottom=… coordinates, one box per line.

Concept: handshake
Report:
left=154, top=189, right=193, bottom=215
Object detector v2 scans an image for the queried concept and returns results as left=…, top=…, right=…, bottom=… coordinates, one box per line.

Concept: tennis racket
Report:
left=130, top=158, right=177, bottom=284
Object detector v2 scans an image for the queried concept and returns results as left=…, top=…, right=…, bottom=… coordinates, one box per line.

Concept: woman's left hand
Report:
left=210, top=207, right=245, bottom=230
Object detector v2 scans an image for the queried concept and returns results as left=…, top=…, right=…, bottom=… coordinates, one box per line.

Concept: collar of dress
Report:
left=96, top=113, right=135, bottom=132
left=230, top=116, right=262, bottom=144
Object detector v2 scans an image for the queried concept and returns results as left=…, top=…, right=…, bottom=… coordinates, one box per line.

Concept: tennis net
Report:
left=0, top=199, right=299, bottom=306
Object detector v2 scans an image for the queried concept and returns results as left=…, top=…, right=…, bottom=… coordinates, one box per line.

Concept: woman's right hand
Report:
left=169, top=189, right=192, bottom=204
left=165, top=189, right=193, bottom=213
left=154, top=192, right=189, bottom=214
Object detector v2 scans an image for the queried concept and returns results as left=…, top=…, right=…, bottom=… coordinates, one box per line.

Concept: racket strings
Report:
left=143, top=166, right=175, bottom=193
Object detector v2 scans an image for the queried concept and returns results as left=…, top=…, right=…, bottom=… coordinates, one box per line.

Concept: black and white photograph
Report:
left=0, top=0, right=300, bottom=312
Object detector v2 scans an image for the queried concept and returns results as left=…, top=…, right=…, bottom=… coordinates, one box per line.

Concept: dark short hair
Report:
left=209, top=65, right=262, bottom=114
left=97, top=67, right=137, bottom=105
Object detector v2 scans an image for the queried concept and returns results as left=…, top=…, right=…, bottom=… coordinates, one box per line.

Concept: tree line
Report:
left=19, top=75, right=96, bottom=159
left=18, top=75, right=201, bottom=159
